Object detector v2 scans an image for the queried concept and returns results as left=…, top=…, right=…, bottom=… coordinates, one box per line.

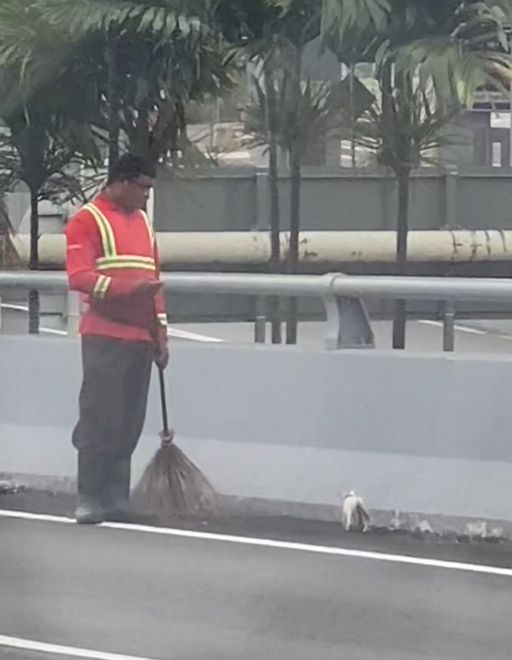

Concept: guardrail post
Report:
left=321, top=274, right=375, bottom=350
left=442, top=301, right=455, bottom=352
left=254, top=312, right=266, bottom=344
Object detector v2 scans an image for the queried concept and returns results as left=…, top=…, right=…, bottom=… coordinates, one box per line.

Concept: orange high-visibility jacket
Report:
left=65, top=193, right=167, bottom=342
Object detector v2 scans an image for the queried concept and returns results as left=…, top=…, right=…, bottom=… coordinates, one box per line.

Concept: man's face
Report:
left=119, top=175, right=153, bottom=212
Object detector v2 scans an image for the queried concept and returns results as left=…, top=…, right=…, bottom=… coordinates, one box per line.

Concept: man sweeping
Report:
left=65, top=154, right=169, bottom=525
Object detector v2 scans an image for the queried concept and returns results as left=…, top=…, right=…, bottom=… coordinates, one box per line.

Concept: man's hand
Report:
left=132, top=279, right=162, bottom=298
left=154, top=341, right=169, bottom=370
left=152, top=325, right=169, bottom=370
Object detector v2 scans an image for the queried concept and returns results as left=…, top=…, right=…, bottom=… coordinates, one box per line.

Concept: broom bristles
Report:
left=132, top=443, right=216, bottom=520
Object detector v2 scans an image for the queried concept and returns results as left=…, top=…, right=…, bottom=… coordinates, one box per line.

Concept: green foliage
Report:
left=353, top=79, right=459, bottom=175
left=0, top=0, right=511, bottom=192
left=320, top=0, right=389, bottom=45
left=213, top=0, right=283, bottom=44
left=0, top=0, right=103, bottom=202
left=0, top=0, right=237, bottom=169
left=244, top=71, right=374, bottom=158
left=390, top=1, right=512, bottom=106
left=322, top=1, right=512, bottom=107
left=38, top=0, right=207, bottom=38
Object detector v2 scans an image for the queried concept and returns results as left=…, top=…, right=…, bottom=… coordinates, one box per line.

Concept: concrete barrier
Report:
left=1, top=336, right=511, bottom=534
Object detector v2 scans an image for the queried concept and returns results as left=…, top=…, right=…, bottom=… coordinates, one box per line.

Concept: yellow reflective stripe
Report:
left=96, top=253, right=156, bottom=272
left=86, top=204, right=157, bottom=273
left=157, top=313, right=168, bottom=327
left=96, top=261, right=156, bottom=272
left=85, top=203, right=117, bottom=258
left=93, top=275, right=111, bottom=299
left=96, top=255, right=155, bottom=266
left=141, top=210, right=154, bottom=243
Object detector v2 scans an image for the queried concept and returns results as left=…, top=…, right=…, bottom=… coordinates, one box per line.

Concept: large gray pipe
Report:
left=11, top=230, right=512, bottom=266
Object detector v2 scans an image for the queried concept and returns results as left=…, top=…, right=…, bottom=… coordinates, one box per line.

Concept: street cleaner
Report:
left=65, top=154, right=169, bottom=525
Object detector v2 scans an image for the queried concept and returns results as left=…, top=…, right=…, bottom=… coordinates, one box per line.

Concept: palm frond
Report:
left=353, top=79, right=459, bottom=174
left=320, top=0, right=390, bottom=44
left=38, top=0, right=210, bottom=42
left=484, top=0, right=512, bottom=18
left=396, top=39, right=512, bottom=107
left=390, top=1, right=512, bottom=108
left=244, top=68, right=374, bottom=158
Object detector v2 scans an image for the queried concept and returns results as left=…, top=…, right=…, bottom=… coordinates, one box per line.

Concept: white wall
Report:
left=0, top=336, right=510, bottom=532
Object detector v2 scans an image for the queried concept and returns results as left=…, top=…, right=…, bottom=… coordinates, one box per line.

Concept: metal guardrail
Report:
left=1, top=271, right=512, bottom=350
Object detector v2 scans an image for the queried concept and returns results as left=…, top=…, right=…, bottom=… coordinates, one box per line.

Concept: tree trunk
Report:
left=392, top=171, right=410, bottom=350
left=286, top=141, right=301, bottom=345
left=148, top=99, right=185, bottom=166
left=285, top=44, right=302, bottom=345
left=28, top=189, right=40, bottom=335
left=380, top=62, right=393, bottom=167
left=264, top=58, right=281, bottom=344
left=131, top=103, right=151, bottom=161
left=349, top=61, right=356, bottom=168
left=106, top=37, right=120, bottom=176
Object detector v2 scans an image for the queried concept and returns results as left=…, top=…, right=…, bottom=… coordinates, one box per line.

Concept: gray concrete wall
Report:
left=154, top=167, right=512, bottom=233
left=1, top=336, right=512, bottom=532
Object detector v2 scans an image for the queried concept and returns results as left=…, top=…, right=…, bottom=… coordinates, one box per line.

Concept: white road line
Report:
left=0, top=303, right=67, bottom=336
left=453, top=326, right=486, bottom=336
left=1, top=303, right=223, bottom=342
left=0, top=508, right=511, bottom=578
left=418, top=320, right=486, bottom=335
left=0, top=635, right=158, bottom=660
left=40, top=327, right=68, bottom=336
left=1, top=303, right=29, bottom=312
left=167, top=327, right=224, bottom=343
left=418, top=320, right=444, bottom=328
left=0, top=510, right=75, bottom=524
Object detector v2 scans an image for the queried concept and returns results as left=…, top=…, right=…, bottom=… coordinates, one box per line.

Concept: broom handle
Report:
left=158, top=367, right=170, bottom=435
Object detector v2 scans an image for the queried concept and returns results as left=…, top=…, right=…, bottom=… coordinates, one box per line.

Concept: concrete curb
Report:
left=2, top=472, right=509, bottom=542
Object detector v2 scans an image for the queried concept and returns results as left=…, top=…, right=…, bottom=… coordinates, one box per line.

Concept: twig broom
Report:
left=132, top=367, right=216, bottom=519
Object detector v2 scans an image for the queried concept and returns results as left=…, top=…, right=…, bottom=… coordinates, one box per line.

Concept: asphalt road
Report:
left=173, top=319, right=512, bottom=354
left=5, top=302, right=512, bottom=354
left=1, top=512, right=512, bottom=660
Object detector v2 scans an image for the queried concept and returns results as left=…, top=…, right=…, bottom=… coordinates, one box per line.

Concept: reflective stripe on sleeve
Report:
left=93, top=275, right=111, bottom=299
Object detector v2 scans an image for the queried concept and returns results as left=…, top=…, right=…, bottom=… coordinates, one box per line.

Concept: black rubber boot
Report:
left=75, top=451, right=106, bottom=525
left=103, top=458, right=132, bottom=522
left=104, top=459, right=157, bottom=524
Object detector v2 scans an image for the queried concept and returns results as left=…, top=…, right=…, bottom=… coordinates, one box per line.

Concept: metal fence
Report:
left=2, top=271, right=512, bottom=351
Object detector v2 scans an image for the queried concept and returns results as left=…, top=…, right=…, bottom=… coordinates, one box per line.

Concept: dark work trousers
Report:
left=73, top=337, right=153, bottom=503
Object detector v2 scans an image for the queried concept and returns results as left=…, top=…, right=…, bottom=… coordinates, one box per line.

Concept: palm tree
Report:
left=267, top=0, right=321, bottom=344
left=240, top=0, right=386, bottom=343
left=0, top=0, right=237, bottom=330
left=386, top=1, right=511, bottom=348
left=321, top=0, right=512, bottom=349
left=219, top=0, right=322, bottom=343
left=214, top=0, right=285, bottom=342
left=265, top=49, right=284, bottom=343
left=119, top=25, right=235, bottom=165
left=0, top=103, right=102, bottom=332
left=353, top=81, right=459, bottom=335
left=39, top=0, right=236, bottom=167
left=0, top=1, right=103, bottom=332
